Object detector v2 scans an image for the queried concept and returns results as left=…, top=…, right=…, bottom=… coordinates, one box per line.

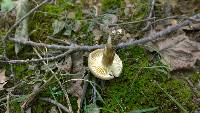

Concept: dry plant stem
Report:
left=181, top=77, right=200, bottom=104
left=7, top=13, right=200, bottom=49
left=33, top=48, right=73, bottom=113
left=21, top=75, right=55, bottom=109
left=9, top=38, right=104, bottom=50
left=152, top=15, right=190, bottom=24
left=0, top=97, right=7, bottom=103
left=92, top=78, right=97, bottom=104
left=1, top=0, right=48, bottom=63
left=1, top=0, right=49, bottom=61
left=2, top=0, right=49, bottom=42
left=2, top=13, right=200, bottom=64
left=117, top=13, right=200, bottom=48
left=47, top=36, right=71, bottom=45
left=6, top=94, right=10, bottom=113
left=109, top=17, right=156, bottom=27
left=0, top=49, right=74, bottom=64
left=39, top=97, right=70, bottom=113
left=80, top=74, right=89, bottom=109
left=142, top=0, right=155, bottom=31
left=109, top=15, right=191, bottom=27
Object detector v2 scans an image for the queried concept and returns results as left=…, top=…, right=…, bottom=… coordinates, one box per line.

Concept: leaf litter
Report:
left=148, top=23, right=200, bottom=71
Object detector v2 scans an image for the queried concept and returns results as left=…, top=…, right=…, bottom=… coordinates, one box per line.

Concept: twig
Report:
left=80, top=74, right=89, bottom=109
left=117, top=13, right=200, bottom=48
left=47, top=36, right=71, bottom=45
left=151, top=15, right=190, bottom=24
left=2, top=13, right=200, bottom=64
left=21, top=75, right=54, bottom=109
left=0, top=97, right=7, bottom=103
left=8, top=13, right=200, bottom=49
left=1, top=0, right=49, bottom=64
left=35, top=11, right=60, bottom=16
left=2, top=0, right=49, bottom=42
left=0, top=49, right=74, bottom=64
left=9, top=38, right=104, bottom=50
left=20, top=50, right=72, bottom=109
left=108, top=17, right=156, bottom=27
left=6, top=94, right=10, bottom=113
left=180, top=77, right=200, bottom=104
left=39, top=97, right=70, bottom=113
left=142, top=0, right=155, bottom=31
left=33, top=48, right=73, bottom=113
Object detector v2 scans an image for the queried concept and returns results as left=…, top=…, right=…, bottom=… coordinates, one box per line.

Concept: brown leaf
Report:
left=57, top=56, right=72, bottom=72
left=150, top=29, right=200, bottom=71
left=67, top=52, right=85, bottom=113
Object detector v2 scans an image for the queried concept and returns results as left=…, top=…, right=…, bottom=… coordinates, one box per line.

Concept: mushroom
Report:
left=88, top=36, right=123, bottom=80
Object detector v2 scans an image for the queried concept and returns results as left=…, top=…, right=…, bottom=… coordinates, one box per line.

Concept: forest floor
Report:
left=0, top=0, right=200, bottom=113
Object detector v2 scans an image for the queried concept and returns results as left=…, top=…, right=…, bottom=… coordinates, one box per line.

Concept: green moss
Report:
left=29, top=11, right=53, bottom=41
left=70, top=96, right=78, bottom=112
left=101, top=47, right=197, bottom=113
left=190, top=72, right=200, bottom=84
left=43, top=0, right=75, bottom=14
left=101, top=0, right=123, bottom=12
left=10, top=101, right=24, bottom=113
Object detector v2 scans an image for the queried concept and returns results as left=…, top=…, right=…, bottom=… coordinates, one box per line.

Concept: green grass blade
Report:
left=156, top=82, right=189, bottom=113
left=127, top=107, right=158, bottom=113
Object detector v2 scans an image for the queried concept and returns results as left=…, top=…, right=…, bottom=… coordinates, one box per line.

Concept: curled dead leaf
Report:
left=149, top=28, right=200, bottom=71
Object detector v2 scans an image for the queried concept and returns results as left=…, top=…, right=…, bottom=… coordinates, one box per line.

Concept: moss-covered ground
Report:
left=101, top=47, right=198, bottom=112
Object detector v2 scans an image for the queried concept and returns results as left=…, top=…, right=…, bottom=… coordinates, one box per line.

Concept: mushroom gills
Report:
left=88, top=48, right=122, bottom=80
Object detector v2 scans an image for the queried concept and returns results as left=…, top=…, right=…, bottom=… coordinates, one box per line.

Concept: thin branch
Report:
left=2, top=13, right=200, bottom=64
left=1, top=0, right=49, bottom=63
left=80, top=74, right=89, bottom=109
left=9, top=38, right=104, bottom=50
left=9, top=13, right=200, bottom=49
left=6, top=94, right=10, bottom=113
left=117, top=13, right=200, bottom=48
left=108, top=17, right=156, bottom=27
left=2, top=0, right=49, bottom=42
left=33, top=48, right=73, bottom=113
left=142, top=0, right=155, bottom=31
left=39, top=97, right=70, bottom=113
left=151, top=15, right=190, bottom=24
left=47, top=36, right=71, bottom=45
left=0, top=49, right=74, bottom=64
left=21, top=76, right=54, bottom=109
left=6, top=13, right=200, bottom=51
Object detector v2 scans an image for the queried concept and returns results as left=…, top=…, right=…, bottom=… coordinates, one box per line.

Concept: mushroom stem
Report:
left=102, top=36, right=115, bottom=66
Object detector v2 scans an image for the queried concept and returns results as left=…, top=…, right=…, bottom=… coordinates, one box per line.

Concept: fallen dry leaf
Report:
left=57, top=56, right=72, bottom=73
left=149, top=26, right=200, bottom=71
left=67, top=52, right=85, bottom=113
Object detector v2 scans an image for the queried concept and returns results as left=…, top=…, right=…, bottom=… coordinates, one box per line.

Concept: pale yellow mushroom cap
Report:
left=88, top=46, right=123, bottom=80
